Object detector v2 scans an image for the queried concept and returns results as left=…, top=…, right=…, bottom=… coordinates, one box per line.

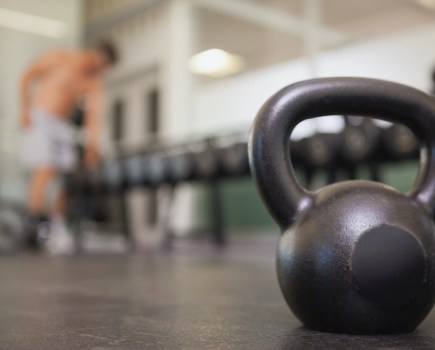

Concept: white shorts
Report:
left=22, top=107, right=77, bottom=172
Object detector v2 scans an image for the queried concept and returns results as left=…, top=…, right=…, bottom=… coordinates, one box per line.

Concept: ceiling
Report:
left=83, top=0, right=435, bottom=78
left=196, top=0, right=435, bottom=76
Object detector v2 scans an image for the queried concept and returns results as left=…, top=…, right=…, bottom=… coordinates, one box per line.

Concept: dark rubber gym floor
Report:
left=1, top=235, right=435, bottom=350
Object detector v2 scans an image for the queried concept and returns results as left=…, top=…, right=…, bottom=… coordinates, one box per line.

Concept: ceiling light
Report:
left=0, top=7, right=67, bottom=38
left=188, top=49, right=245, bottom=78
left=414, top=0, right=435, bottom=10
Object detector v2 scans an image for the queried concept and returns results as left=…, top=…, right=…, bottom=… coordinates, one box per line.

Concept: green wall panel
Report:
left=196, top=161, right=419, bottom=232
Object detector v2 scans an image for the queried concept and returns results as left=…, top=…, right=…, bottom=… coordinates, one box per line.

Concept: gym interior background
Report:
left=1, top=0, right=435, bottom=348
left=1, top=0, right=432, bottom=243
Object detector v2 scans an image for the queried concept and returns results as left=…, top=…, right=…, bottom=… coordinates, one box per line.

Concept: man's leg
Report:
left=48, top=183, right=74, bottom=254
left=25, top=167, right=56, bottom=248
left=28, top=168, right=73, bottom=254
left=53, top=187, right=67, bottom=218
left=28, top=167, right=68, bottom=218
left=27, top=167, right=56, bottom=216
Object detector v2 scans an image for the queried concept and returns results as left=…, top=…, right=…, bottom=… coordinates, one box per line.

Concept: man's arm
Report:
left=20, top=50, right=67, bottom=127
left=84, top=81, right=103, bottom=169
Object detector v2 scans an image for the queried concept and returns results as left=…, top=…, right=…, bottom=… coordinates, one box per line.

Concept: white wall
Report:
left=98, top=1, right=198, bottom=244
left=192, top=23, right=435, bottom=138
left=0, top=0, right=82, bottom=201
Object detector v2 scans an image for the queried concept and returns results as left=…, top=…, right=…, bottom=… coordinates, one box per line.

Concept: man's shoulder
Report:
left=48, top=48, right=72, bottom=59
left=36, top=48, right=71, bottom=64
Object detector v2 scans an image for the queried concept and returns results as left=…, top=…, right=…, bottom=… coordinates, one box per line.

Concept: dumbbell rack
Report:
left=70, top=121, right=419, bottom=251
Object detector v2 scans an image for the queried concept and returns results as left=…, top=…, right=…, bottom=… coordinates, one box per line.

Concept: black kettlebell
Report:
left=248, top=77, right=435, bottom=334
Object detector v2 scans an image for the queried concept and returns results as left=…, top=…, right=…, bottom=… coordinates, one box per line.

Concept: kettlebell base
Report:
left=300, top=321, right=417, bottom=335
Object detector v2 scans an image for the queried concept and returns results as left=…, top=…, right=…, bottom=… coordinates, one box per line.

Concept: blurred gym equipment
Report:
left=0, top=115, right=416, bottom=256
left=0, top=113, right=419, bottom=254
left=339, top=116, right=381, bottom=181
left=63, top=118, right=418, bottom=252
left=0, top=204, right=26, bottom=253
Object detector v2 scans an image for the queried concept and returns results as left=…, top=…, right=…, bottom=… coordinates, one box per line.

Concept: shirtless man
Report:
left=20, top=42, right=117, bottom=253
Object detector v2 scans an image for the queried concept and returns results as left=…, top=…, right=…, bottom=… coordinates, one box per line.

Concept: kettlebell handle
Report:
left=249, top=77, right=435, bottom=227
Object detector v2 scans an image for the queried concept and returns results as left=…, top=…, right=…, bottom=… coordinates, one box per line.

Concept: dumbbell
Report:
left=62, top=165, right=108, bottom=224
left=124, top=152, right=146, bottom=188
left=339, top=116, right=381, bottom=180
left=381, top=123, right=419, bottom=161
left=0, top=205, right=26, bottom=253
left=293, top=133, right=339, bottom=188
left=166, top=149, right=197, bottom=184
left=85, top=168, right=109, bottom=223
left=101, top=157, right=125, bottom=192
left=220, top=142, right=249, bottom=176
left=191, top=139, right=222, bottom=180
left=142, top=150, right=170, bottom=188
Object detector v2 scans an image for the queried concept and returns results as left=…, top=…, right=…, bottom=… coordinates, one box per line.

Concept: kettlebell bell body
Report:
left=249, top=78, right=435, bottom=334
